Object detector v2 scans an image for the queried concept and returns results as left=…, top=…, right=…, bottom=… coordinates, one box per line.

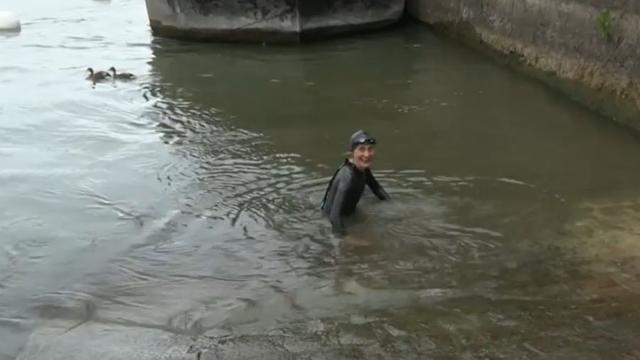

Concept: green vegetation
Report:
left=597, top=9, right=614, bottom=42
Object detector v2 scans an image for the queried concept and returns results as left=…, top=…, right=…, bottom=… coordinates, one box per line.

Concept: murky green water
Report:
left=2, top=0, right=640, bottom=359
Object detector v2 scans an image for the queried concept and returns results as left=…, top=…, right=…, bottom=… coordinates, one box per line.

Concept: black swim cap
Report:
left=350, top=130, right=376, bottom=151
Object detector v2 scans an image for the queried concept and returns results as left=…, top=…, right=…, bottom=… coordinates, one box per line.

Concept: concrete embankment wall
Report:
left=407, top=0, right=640, bottom=130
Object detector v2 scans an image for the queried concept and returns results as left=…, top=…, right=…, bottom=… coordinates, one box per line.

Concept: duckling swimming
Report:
left=86, top=67, right=111, bottom=81
left=108, top=67, right=135, bottom=80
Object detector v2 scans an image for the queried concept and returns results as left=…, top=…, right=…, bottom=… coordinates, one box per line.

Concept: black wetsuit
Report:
left=321, top=159, right=390, bottom=234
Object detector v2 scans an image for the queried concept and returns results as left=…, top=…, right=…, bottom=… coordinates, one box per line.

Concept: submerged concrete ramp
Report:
left=145, top=0, right=405, bottom=43
left=15, top=318, right=437, bottom=360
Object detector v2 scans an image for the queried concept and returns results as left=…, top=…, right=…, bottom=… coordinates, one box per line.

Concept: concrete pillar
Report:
left=145, top=0, right=405, bottom=43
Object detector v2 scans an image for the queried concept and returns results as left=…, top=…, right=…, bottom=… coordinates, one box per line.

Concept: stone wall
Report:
left=407, top=0, right=640, bottom=130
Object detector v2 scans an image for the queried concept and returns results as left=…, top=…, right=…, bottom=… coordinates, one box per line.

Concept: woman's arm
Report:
left=366, top=169, right=390, bottom=200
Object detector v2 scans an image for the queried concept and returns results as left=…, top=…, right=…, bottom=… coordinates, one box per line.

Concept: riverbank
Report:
left=406, top=0, right=640, bottom=131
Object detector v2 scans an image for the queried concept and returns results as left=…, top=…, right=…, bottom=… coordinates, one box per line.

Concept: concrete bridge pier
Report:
left=145, top=0, right=406, bottom=43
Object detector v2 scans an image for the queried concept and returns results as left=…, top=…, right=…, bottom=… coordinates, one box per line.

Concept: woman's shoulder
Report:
left=335, top=160, right=355, bottom=179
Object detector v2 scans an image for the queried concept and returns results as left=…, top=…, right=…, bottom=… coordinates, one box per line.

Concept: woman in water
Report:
left=321, top=130, right=390, bottom=234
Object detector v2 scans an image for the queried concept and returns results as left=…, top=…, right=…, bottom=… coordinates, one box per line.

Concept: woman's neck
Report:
left=348, top=159, right=367, bottom=172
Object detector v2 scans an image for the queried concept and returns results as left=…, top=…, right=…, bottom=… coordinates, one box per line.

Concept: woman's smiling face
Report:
left=352, top=144, right=375, bottom=171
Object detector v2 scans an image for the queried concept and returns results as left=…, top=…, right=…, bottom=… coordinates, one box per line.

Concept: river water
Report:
left=2, top=0, right=640, bottom=359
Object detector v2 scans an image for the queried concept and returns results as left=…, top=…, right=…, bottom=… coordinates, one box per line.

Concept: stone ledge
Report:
left=407, top=0, right=640, bottom=130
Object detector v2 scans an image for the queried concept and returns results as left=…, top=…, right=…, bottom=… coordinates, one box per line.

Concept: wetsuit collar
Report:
left=346, top=158, right=366, bottom=173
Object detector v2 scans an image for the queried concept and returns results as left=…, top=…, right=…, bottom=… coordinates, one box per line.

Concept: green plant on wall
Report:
left=597, top=9, right=614, bottom=42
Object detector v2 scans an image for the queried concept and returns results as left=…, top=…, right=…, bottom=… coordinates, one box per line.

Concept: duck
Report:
left=108, top=67, right=135, bottom=80
left=86, top=67, right=111, bottom=81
